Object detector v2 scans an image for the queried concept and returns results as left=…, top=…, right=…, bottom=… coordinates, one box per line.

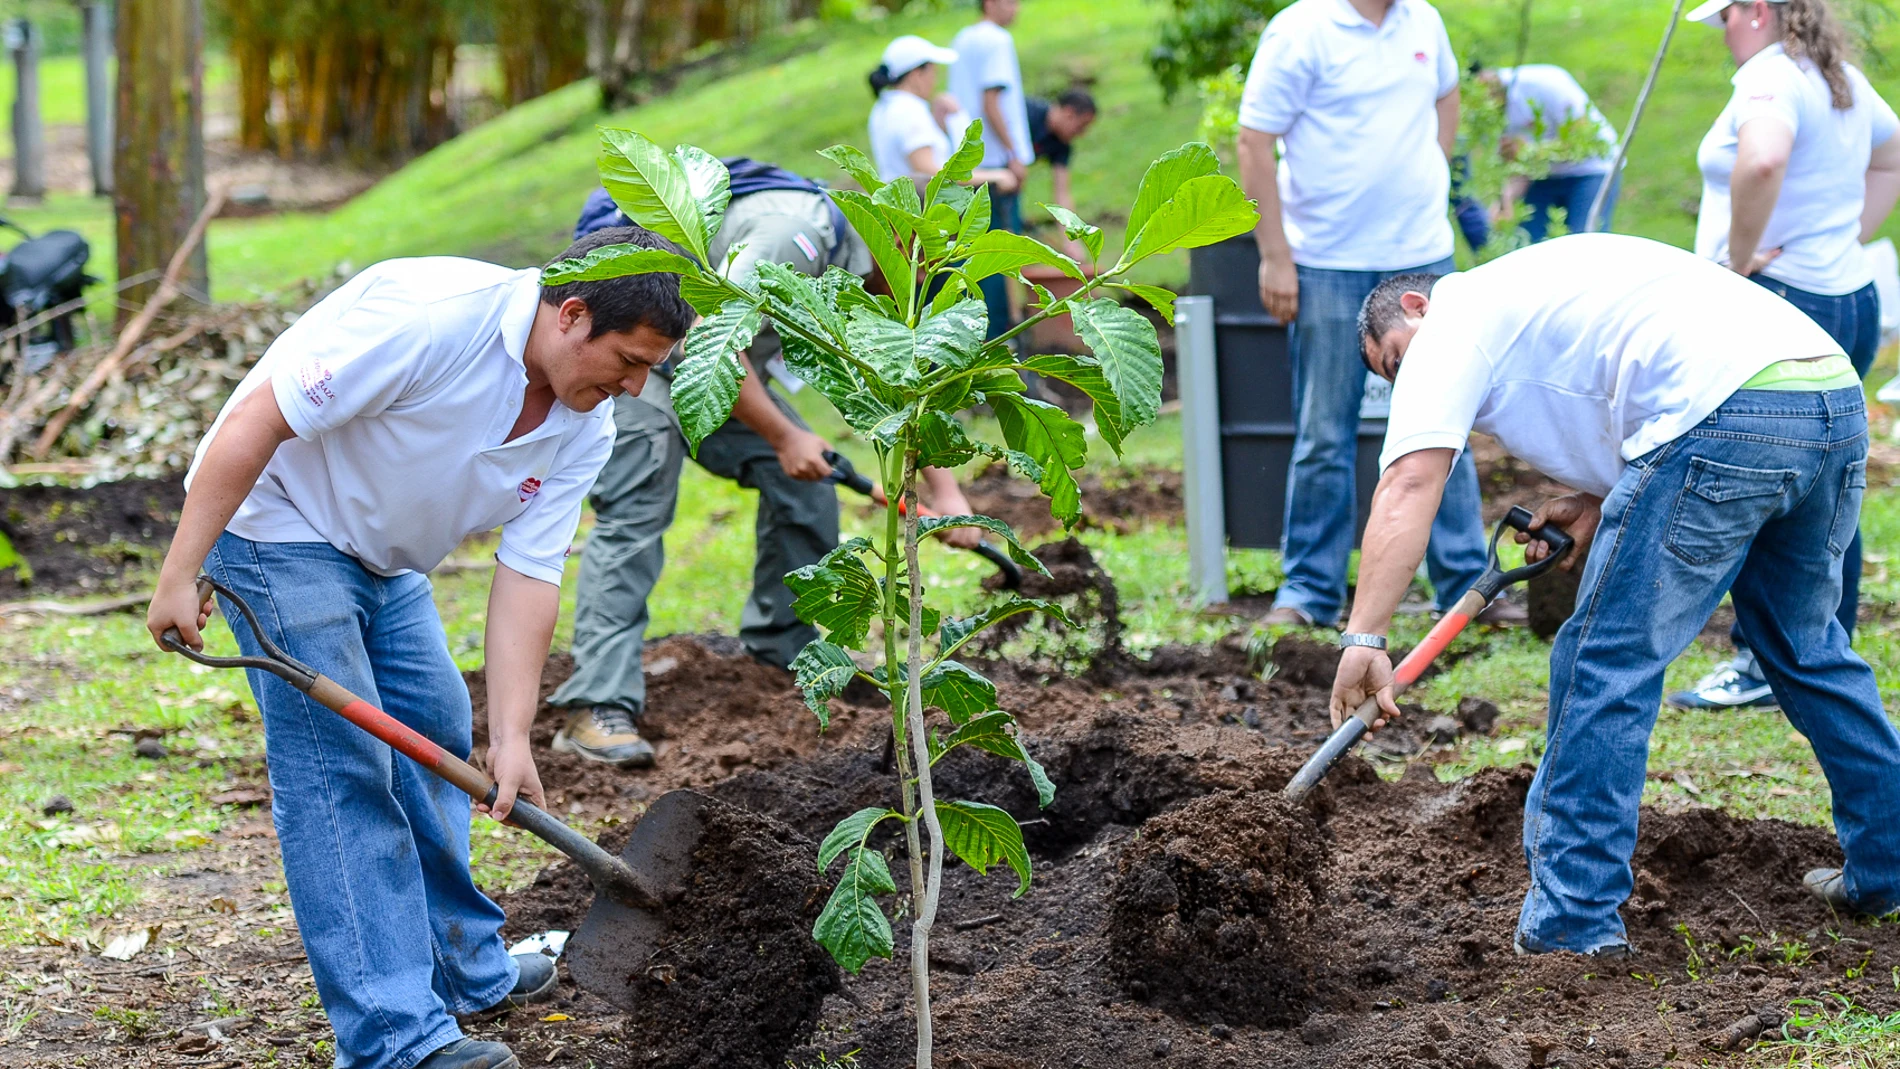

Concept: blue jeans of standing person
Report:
left=1520, top=171, right=1620, bottom=243
left=1275, top=259, right=1490, bottom=624
left=978, top=187, right=1024, bottom=340
left=204, top=533, right=517, bottom=1069
left=1517, top=387, right=1900, bottom=952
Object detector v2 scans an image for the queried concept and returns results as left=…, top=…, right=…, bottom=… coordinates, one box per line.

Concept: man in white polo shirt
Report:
left=1332, top=233, right=1900, bottom=956
left=1237, top=0, right=1493, bottom=629
left=145, top=226, right=695, bottom=1069
left=951, top=0, right=1034, bottom=339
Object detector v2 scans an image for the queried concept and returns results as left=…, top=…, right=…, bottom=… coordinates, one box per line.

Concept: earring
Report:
left=1751, top=18, right=1760, bottom=26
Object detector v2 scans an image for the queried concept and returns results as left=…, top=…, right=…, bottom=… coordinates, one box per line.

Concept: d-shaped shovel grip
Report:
left=162, top=575, right=662, bottom=910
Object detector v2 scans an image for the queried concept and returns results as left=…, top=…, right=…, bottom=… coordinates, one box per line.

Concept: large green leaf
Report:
left=674, top=145, right=731, bottom=239
left=915, top=299, right=989, bottom=371
left=813, top=846, right=896, bottom=974
left=754, top=261, right=848, bottom=344
left=871, top=171, right=925, bottom=221
left=818, top=144, right=884, bottom=193
left=598, top=128, right=710, bottom=263
left=939, top=595, right=1076, bottom=655
left=913, top=411, right=991, bottom=469
left=784, top=547, right=882, bottom=649
left=673, top=300, right=759, bottom=450
left=1069, top=298, right=1163, bottom=429
left=679, top=274, right=733, bottom=316
left=1112, top=283, right=1178, bottom=326
left=991, top=394, right=1088, bottom=527
left=935, top=800, right=1031, bottom=896
left=916, top=514, right=1051, bottom=576
left=818, top=807, right=900, bottom=872
left=791, top=641, right=858, bottom=729
left=957, top=184, right=993, bottom=247
left=1125, top=175, right=1260, bottom=263
left=926, top=119, right=986, bottom=208
left=1123, top=142, right=1220, bottom=255
left=1021, top=353, right=1126, bottom=455
left=541, top=244, right=699, bottom=285
left=844, top=312, right=921, bottom=390
left=832, top=190, right=915, bottom=320
left=778, top=333, right=866, bottom=417
left=1042, top=203, right=1103, bottom=263
left=960, top=230, right=1082, bottom=284
left=919, top=660, right=999, bottom=723
left=936, top=712, right=1056, bottom=808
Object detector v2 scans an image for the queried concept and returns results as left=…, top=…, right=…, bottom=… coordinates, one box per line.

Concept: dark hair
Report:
left=540, top=226, right=696, bottom=341
left=1054, top=88, right=1097, bottom=115
left=1780, top=0, right=1854, bottom=109
left=868, top=61, right=929, bottom=98
left=1356, top=272, right=1441, bottom=356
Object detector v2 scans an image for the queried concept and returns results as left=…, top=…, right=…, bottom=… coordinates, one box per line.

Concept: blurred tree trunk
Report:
left=115, top=0, right=207, bottom=317
left=498, top=0, right=589, bottom=106
left=597, top=0, right=648, bottom=109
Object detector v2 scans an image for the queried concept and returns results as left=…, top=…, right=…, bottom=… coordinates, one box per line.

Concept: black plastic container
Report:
left=1187, top=235, right=1385, bottom=550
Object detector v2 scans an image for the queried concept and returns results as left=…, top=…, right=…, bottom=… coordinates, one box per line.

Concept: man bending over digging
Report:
left=145, top=227, right=694, bottom=1069
left=1332, top=233, right=1900, bottom=956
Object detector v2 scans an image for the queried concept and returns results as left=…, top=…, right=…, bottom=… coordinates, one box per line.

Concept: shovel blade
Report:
left=566, top=789, right=714, bottom=1011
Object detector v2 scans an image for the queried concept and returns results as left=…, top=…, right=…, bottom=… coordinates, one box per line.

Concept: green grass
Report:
left=1762, top=993, right=1900, bottom=1067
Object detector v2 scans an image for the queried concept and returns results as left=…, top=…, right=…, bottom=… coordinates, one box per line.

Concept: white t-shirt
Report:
left=1494, top=64, right=1617, bottom=177
left=1238, top=0, right=1458, bottom=271
left=870, top=90, right=972, bottom=182
left=1381, top=234, right=1842, bottom=497
left=188, top=258, right=614, bottom=585
left=948, top=20, right=1033, bottom=169
left=1695, top=44, right=1900, bottom=295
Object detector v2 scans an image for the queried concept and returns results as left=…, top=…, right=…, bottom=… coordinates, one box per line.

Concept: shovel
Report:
left=1283, top=506, right=1574, bottom=802
left=161, top=574, right=708, bottom=1011
left=823, top=449, right=1025, bottom=589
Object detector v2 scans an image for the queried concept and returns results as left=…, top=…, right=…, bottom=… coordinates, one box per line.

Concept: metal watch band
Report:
left=1337, top=632, right=1388, bottom=651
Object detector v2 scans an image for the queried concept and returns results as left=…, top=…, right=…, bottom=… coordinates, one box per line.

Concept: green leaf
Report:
left=679, top=274, right=733, bottom=316
left=935, top=800, right=1032, bottom=896
left=939, top=595, right=1076, bottom=654
left=961, top=230, right=1083, bottom=284
left=813, top=846, right=896, bottom=974
left=785, top=548, right=882, bottom=649
left=872, top=171, right=925, bottom=220
left=920, top=660, right=999, bottom=723
left=832, top=190, right=915, bottom=321
left=915, top=514, right=1051, bottom=576
left=937, top=183, right=975, bottom=215
left=598, top=128, right=710, bottom=263
left=674, top=145, right=731, bottom=239
left=673, top=299, right=759, bottom=450
left=991, top=394, right=1087, bottom=527
left=1124, top=142, right=1220, bottom=254
left=541, top=244, right=699, bottom=285
left=778, top=332, right=866, bottom=416
left=819, top=807, right=899, bottom=872
left=915, top=299, right=989, bottom=370
left=791, top=641, right=858, bottom=729
left=1069, top=298, right=1163, bottom=429
left=1125, top=175, right=1260, bottom=263
left=1042, top=203, right=1103, bottom=263
left=936, top=712, right=1056, bottom=808
left=926, top=119, right=986, bottom=208
left=754, top=261, right=848, bottom=344
left=818, top=144, right=885, bottom=194
left=844, top=312, right=921, bottom=389
left=957, top=184, right=993, bottom=247
left=1020, top=353, right=1125, bottom=455
left=913, top=411, right=989, bottom=468
left=928, top=273, right=972, bottom=317
left=1111, top=282, right=1178, bottom=326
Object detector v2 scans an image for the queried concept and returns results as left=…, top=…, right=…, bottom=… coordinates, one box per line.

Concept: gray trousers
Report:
left=549, top=383, right=839, bottom=718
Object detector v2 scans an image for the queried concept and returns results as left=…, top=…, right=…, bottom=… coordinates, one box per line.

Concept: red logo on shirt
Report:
left=517, top=477, right=543, bottom=502
left=1415, top=51, right=1428, bottom=62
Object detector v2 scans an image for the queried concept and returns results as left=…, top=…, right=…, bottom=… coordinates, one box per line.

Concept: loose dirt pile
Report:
left=962, top=462, right=1183, bottom=540
left=0, top=475, right=182, bottom=596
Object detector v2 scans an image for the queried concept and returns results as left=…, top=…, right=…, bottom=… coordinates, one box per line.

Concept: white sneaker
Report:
left=1665, top=662, right=1777, bottom=710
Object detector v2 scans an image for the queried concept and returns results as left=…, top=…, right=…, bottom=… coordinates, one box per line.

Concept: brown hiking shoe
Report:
left=552, top=705, right=655, bottom=769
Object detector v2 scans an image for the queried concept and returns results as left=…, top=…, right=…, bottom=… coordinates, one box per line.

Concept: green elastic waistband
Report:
left=1740, top=355, right=1859, bottom=392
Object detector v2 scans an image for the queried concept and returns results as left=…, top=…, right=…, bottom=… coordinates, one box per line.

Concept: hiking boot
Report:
left=417, top=1038, right=519, bottom=1069
left=1666, top=660, right=1777, bottom=710
left=1261, top=605, right=1317, bottom=628
left=502, top=953, right=557, bottom=1008
left=552, top=705, right=655, bottom=768
left=1474, top=598, right=1528, bottom=627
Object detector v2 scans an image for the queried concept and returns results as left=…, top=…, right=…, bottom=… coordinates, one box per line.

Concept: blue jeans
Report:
left=1520, top=171, right=1619, bottom=243
left=205, top=533, right=516, bottom=1069
left=1518, top=387, right=1900, bottom=952
left=1276, top=260, right=1490, bottom=623
left=978, top=186, right=1024, bottom=340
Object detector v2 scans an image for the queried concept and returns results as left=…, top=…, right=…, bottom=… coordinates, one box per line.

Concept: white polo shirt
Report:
left=1696, top=43, right=1900, bottom=295
left=1238, top=0, right=1459, bottom=271
left=1494, top=64, right=1617, bottom=177
left=187, top=258, right=614, bottom=585
left=870, top=90, right=970, bottom=182
left=948, top=19, right=1033, bottom=169
left=1380, top=234, right=1841, bottom=497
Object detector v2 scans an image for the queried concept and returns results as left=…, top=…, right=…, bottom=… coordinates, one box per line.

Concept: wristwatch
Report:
left=1337, top=632, right=1388, bottom=651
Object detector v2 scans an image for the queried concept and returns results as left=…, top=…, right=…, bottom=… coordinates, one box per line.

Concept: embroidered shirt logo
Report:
left=297, top=358, right=337, bottom=408
left=792, top=231, right=820, bottom=263
left=517, top=477, right=543, bottom=502
left=1414, top=51, right=1428, bottom=62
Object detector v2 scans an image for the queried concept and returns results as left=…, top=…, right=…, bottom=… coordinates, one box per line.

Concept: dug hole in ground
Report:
left=467, top=536, right=1891, bottom=1069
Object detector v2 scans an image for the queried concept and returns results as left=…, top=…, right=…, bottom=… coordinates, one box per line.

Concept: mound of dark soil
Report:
left=962, top=462, right=1182, bottom=541
left=1109, top=790, right=1329, bottom=1027
left=0, top=476, right=183, bottom=596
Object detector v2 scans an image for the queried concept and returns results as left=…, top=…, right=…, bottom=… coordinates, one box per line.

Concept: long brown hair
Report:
left=1779, top=0, right=1855, bottom=109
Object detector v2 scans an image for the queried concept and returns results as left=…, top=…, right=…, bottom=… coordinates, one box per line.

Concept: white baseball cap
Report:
left=1686, top=0, right=1787, bottom=28
left=881, top=35, right=958, bottom=77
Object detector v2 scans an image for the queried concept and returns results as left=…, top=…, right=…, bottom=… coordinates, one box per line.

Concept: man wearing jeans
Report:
left=1335, top=234, right=1900, bottom=956
left=951, top=0, right=1033, bottom=339
left=1237, top=0, right=1494, bottom=628
left=145, top=228, right=695, bottom=1069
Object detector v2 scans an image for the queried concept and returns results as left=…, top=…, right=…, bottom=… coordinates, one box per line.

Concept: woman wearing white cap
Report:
left=868, top=34, right=1021, bottom=192
left=1668, top=0, right=1900, bottom=711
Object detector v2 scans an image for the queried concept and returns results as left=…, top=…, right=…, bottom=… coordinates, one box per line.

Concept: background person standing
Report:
left=868, top=35, right=1020, bottom=194
left=1669, top=0, right=1900, bottom=710
left=951, top=0, right=1035, bottom=339
left=1236, top=0, right=1497, bottom=629
left=1478, top=63, right=1622, bottom=241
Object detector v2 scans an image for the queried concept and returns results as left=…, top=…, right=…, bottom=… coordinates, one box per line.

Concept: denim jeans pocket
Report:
left=1827, top=458, right=1869, bottom=557
left=1665, top=457, right=1797, bottom=566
